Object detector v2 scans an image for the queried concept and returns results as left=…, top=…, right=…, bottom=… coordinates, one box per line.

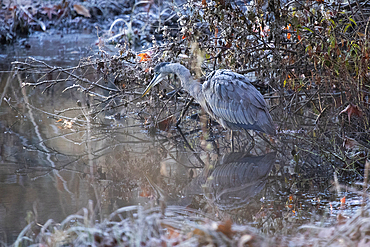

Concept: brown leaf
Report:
left=73, top=4, right=91, bottom=18
left=41, top=6, right=57, bottom=20
left=337, top=213, right=347, bottom=225
left=339, top=104, right=363, bottom=123
left=217, top=219, right=234, bottom=238
left=343, top=137, right=359, bottom=150
left=225, top=41, right=232, bottom=48
left=192, top=228, right=205, bottom=236
left=139, top=185, right=151, bottom=197
left=156, top=115, right=176, bottom=132
left=166, top=226, right=180, bottom=239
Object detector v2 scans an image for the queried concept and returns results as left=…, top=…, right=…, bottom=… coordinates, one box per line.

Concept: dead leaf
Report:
left=41, top=6, right=57, bottom=20
left=73, top=4, right=91, bottom=18
left=166, top=227, right=180, bottom=239
left=343, top=137, right=359, bottom=150
left=192, top=228, right=205, bottom=236
left=339, top=104, right=363, bottom=123
left=340, top=196, right=346, bottom=207
left=202, top=0, right=207, bottom=7
left=156, top=115, right=176, bottom=131
left=289, top=195, right=294, bottom=202
left=217, top=219, right=234, bottom=238
left=137, top=53, right=151, bottom=62
left=139, top=185, right=151, bottom=197
left=337, top=213, right=347, bottom=225
left=56, top=119, right=74, bottom=129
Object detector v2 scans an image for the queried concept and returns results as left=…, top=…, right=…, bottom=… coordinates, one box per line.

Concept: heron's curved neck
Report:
left=169, top=63, right=201, bottom=98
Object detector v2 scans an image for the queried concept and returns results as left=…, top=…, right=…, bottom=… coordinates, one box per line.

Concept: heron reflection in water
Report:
left=142, top=63, right=275, bottom=149
left=184, top=152, right=277, bottom=210
left=145, top=151, right=277, bottom=210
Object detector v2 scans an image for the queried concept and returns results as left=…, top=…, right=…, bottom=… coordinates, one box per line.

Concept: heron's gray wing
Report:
left=202, top=70, right=275, bottom=135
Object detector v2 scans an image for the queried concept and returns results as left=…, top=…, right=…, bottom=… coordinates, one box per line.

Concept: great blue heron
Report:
left=142, top=62, right=276, bottom=144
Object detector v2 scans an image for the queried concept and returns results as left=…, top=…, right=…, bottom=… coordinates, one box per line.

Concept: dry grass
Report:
left=12, top=201, right=370, bottom=247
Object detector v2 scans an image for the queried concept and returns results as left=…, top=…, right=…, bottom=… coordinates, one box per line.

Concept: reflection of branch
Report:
left=176, top=126, right=205, bottom=167
left=0, top=65, right=15, bottom=107
left=158, top=141, right=202, bottom=168
left=17, top=71, right=74, bottom=197
left=3, top=97, right=25, bottom=117
left=16, top=156, right=87, bottom=179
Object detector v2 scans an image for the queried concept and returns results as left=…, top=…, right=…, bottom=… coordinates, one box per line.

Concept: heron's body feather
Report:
left=199, top=70, right=275, bottom=135
left=145, top=63, right=276, bottom=136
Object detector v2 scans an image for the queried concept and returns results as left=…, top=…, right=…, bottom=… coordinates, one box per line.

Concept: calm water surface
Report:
left=0, top=31, right=364, bottom=245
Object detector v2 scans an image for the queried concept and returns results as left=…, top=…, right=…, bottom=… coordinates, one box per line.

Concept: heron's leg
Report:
left=231, top=130, right=234, bottom=152
left=176, top=98, right=194, bottom=127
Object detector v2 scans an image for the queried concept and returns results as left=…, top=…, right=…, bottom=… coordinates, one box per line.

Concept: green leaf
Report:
left=305, top=44, right=312, bottom=53
left=344, top=23, right=352, bottom=33
left=302, top=27, right=314, bottom=33
left=349, top=18, right=357, bottom=26
left=328, top=18, right=335, bottom=26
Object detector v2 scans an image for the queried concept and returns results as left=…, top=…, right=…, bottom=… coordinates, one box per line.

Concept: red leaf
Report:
left=137, top=53, right=151, bottom=62
left=339, top=104, right=363, bottom=123
left=340, top=196, right=346, bottom=205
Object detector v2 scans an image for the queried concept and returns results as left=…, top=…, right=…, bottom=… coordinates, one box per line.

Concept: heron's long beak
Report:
left=142, top=73, right=164, bottom=97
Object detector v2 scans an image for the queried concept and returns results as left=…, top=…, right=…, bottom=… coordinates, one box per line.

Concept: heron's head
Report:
left=142, top=62, right=172, bottom=97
